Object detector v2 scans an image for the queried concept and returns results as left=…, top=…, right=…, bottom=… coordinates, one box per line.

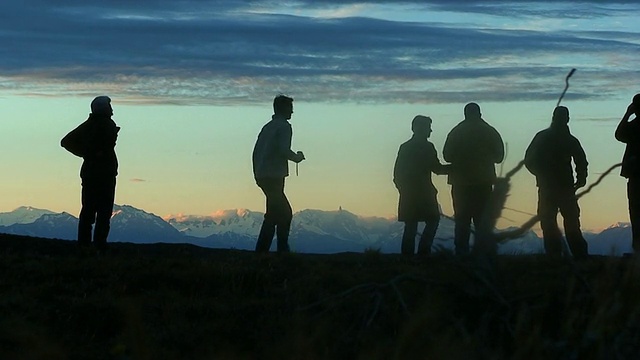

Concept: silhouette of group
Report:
left=61, top=93, right=640, bottom=257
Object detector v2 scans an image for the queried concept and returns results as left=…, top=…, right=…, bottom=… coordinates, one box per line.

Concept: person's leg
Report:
left=418, top=217, right=439, bottom=256
left=469, top=184, right=493, bottom=253
left=417, top=195, right=440, bottom=255
left=452, top=185, right=471, bottom=255
left=538, top=187, right=562, bottom=257
left=273, top=178, right=293, bottom=253
left=401, top=221, right=418, bottom=255
left=628, top=178, right=640, bottom=252
left=93, top=178, right=116, bottom=249
left=78, top=180, right=97, bottom=246
left=558, top=189, right=588, bottom=258
left=255, top=178, right=277, bottom=252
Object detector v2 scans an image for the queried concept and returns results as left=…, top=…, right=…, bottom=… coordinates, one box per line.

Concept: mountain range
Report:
left=0, top=205, right=633, bottom=255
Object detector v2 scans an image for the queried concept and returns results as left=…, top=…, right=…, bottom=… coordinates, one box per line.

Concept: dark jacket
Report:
left=524, top=123, right=587, bottom=188
left=393, top=136, right=449, bottom=221
left=443, top=119, right=504, bottom=186
left=615, top=118, right=640, bottom=178
left=79, top=114, right=119, bottom=180
left=252, top=115, right=298, bottom=180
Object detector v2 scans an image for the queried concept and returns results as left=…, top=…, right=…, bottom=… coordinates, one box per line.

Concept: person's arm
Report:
left=524, top=134, right=541, bottom=176
left=615, top=104, right=636, bottom=143
left=393, top=145, right=407, bottom=190
left=573, top=138, right=588, bottom=189
left=277, top=123, right=304, bottom=163
left=430, top=143, right=450, bottom=175
left=491, top=128, right=505, bottom=164
left=442, top=129, right=456, bottom=163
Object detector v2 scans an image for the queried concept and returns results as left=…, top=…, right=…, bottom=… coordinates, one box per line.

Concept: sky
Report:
left=0, top=0, right=639, bottom=231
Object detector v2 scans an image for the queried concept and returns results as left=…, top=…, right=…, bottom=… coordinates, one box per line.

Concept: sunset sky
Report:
left=0, top=0, right=639, bottom=231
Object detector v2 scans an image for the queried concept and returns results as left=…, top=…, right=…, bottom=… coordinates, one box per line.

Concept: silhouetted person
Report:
left=615, top=94, right=640, bottom=253
left=61, top=96, right=119, bottom=250
left=525, top=106, right=588, bottom=258
left=252, top=95, right=305, bottom=253
left=443, top=103, right=504, bottom=255
left=394, top=116, right=450, bottom=255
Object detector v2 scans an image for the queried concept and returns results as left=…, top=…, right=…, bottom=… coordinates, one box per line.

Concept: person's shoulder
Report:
left=528, top=128, right=547, bottom=142
left=446, top=121, right=465, bottom=135
left=569, top=133, right=584, bottom=145
left=480, top=119, right=500, bottom=132
left=398, top=139, right=412, bottom=151
left=273, top=119, right=292, bottom=129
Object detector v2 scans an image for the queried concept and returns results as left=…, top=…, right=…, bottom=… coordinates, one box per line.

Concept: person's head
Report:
left=273, top=95, right=294, bottom=119
left=552, top=106, right=570, bottom=125
left=632, top=93, right=640, bottom=115
left=91, top=96, right=113, bottom=116
left=464, top=102, right=482, bottom=121
left=411, top=115, right=433, bottom=139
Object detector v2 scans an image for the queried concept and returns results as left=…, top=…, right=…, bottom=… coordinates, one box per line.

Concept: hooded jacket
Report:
left=524, top=123, right=587, bottom=188
left=79, top=113, right=119, bottom=180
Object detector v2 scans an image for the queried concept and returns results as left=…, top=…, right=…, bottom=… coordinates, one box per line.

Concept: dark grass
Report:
left=1, top=234, right=640, bottom=360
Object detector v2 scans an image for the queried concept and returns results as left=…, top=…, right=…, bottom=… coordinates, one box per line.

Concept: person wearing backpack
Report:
left=61, top=96, right=119, bottom=250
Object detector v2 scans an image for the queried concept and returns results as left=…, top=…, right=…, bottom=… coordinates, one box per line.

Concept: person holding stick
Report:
left=524, top=106, right=589, bottom=258
left=252, top=95, right=305, bottom=253
left=615, top=93, right=640, bottom=253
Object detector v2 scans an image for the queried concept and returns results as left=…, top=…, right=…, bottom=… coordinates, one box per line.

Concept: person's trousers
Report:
left=538, top=186, right=588, bottom=258
left=255, top=177, right=293, bottom=253
left=401, top=217, right=440, bottom=255
left=627, top=178, right=640, bottom=252
left=78, top=177, right=116, bottom=247
left=451, top=184, right=492, bottom=255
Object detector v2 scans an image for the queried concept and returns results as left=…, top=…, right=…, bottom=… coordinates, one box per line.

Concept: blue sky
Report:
left=1, top=0, right=639, bottom=231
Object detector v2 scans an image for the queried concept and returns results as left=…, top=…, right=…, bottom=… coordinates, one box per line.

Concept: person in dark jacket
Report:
left=394, top=115, right=450, bottom=255
left=615, top=94, right=640, bottom=253
left=443, top=103, right=504, bottom=255
left=525, top=106, right=588, bottom=258
left=61, top=96, right=119, bottom=250
left=252, top=95, right=305, bottom=253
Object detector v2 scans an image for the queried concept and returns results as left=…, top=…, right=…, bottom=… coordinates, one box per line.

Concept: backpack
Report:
left=61, top=120, right=90, bottom=157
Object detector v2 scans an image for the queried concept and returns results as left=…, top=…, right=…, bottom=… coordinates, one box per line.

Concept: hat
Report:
left=91, top=96, right=112, bottom=115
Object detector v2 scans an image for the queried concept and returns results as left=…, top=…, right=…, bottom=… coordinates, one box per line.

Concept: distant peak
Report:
left=12, top=206, right=53, bottom=213
left=606, top=222, right=631, bottom=230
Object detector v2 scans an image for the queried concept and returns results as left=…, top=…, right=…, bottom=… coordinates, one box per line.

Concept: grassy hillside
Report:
left=1, top=233, right=639, bottom=360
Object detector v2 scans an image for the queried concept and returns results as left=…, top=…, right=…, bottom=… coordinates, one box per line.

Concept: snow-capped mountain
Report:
left=586, top=222, right=633, bottom=256
left=0, top=211, right=77, bottom=240
left=0, top=204, right=183, bottom=244
left=163, top=209, right=264, bottom=238
left=0, top=206, right=55, bottom=226
left=109, top=204, right=184, bottom=243
left=0, top=204, right=634, bottom=256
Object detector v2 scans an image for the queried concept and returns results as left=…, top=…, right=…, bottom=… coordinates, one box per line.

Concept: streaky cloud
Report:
left=0, top=1, right=638, bottom=104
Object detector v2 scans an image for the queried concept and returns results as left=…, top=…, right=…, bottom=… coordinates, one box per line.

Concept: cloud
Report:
left=0, top=1, right=638, bottom=104
left=130, top=178, right=147, bottom=183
